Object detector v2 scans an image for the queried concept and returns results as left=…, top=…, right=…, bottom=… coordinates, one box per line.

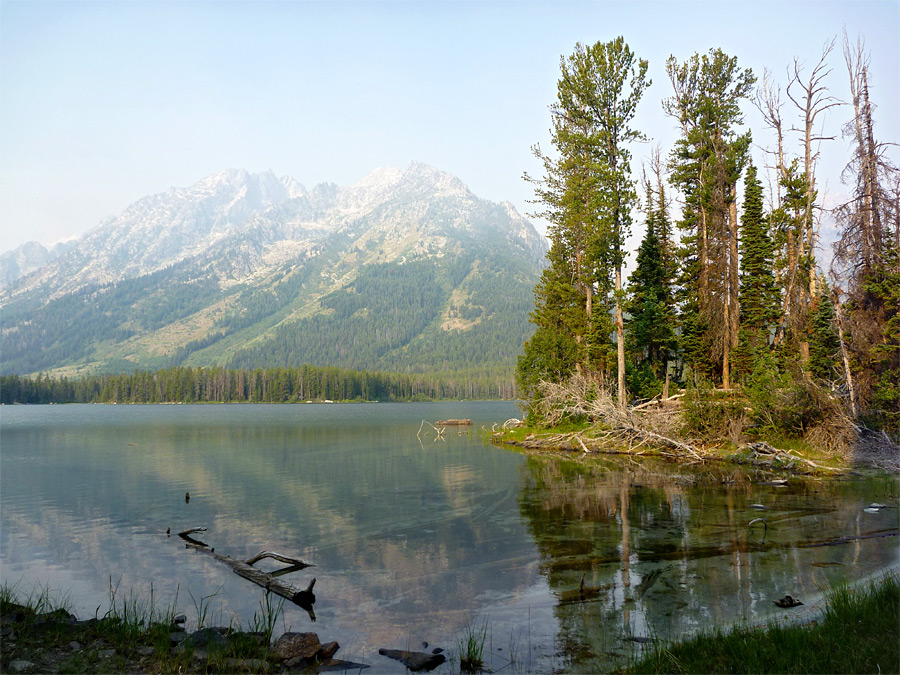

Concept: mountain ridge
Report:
left=1, top=164, right=547, bottom=381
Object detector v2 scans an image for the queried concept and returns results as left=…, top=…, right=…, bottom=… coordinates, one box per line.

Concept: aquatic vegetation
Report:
left=457, top=616, right=488, bottom=672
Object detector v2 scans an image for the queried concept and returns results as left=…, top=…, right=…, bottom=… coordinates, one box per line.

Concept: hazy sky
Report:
left=1, top=0, right=898, bottom=253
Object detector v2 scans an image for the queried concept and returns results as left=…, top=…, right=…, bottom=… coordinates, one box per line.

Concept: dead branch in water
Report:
left=177, top=530, right=317, bottom=620
left=417, top=419, right=445, bottom=440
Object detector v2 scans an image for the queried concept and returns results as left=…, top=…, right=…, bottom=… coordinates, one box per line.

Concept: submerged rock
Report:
left=378, top=648, right=446, bottom=671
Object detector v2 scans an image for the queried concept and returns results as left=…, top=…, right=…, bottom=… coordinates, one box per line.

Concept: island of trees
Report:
left=516, top=34, right=898, bottom=458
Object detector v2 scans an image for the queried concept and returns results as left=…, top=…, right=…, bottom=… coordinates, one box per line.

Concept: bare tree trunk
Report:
left=835, top=298, right=859, bottom=417
left=616, top=265, right=626, bottom=409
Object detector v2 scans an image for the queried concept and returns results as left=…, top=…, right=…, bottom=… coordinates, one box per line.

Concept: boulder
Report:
left=188, top=627, right=228, bottom=647
left=270, top=632, right=321, bottom=663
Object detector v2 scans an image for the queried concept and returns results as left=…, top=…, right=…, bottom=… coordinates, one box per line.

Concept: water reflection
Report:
left=517, top=452, right=899, bottom=671
left=1, top=404, right=896, bottom=673
left=1, top=403, right=555, bottom=672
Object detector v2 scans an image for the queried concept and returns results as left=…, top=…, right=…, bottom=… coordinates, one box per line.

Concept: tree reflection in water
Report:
left=517, top=453, right=899, bottom=672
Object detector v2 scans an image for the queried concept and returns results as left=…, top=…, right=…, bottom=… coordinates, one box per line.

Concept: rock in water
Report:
left=378, top=648, right=447, bottom=671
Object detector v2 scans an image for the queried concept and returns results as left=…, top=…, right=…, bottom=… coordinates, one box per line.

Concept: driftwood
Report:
left=529, top=375, right=706, bottom=461
left=417, top=420, right=445, bottom=440
left=177, top=530, right=317, bottom=620
left=435, top=418, right=472, bottom=426
left=743, top=441, right=841, bottom=473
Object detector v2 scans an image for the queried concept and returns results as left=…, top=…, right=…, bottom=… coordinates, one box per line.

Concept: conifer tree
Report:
left=808, top=285, right=841, bottom=382
left=626, top=181, right=677, bottom=390
left=740, top=163, right=778, bottom=372
left=665, top=48, right=755, bottom=387
left=521, top=38, right=649, bottom=406
left=832, top=33, right=900, bottom=432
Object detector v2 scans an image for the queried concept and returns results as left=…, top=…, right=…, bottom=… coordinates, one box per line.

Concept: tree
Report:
left=665, top=48, right=755, bottom=388
left=740, top=165, right=779, bottom=337
left=626, top=173, right=677, bottom=391
left=522, top=38, right=649, bottom=406
left=832, top=32, right=900, bottom=432
left=808, top=284, right=841, bottom=382
left=783, top=39, right=842, bottom=362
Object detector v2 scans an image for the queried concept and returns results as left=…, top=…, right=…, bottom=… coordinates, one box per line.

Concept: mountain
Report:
left=0, top=240, right=77, bottom=290
left=0, top=164, right=547, bottom=381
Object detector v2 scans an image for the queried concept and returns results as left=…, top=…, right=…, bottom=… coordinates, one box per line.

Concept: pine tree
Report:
left=808, top=285, right=841, bottom=382
left=626, top=181, right=677, bottom=390
left=733, top=162, right=779, bottom=382
left=833, top=33, right=900, bottom=432
left=665, top=48, right=755, bottom=388
left=521, top=38, right=649, bottom=406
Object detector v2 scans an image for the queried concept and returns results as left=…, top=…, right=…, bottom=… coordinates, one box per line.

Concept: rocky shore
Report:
left=0, top=600, right=447, bottom=673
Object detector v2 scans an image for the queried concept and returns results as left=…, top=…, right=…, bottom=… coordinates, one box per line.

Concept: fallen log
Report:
left=435, top=419, right=472, bottom=426
left=177, top=530, right=317, bottom=620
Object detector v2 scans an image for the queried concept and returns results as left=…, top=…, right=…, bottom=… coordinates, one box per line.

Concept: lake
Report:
left=1, top=402, right=898, bottom=672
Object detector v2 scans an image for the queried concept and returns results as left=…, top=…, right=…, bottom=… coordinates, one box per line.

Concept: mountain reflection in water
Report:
left=1, top=403, right=897, bottom=673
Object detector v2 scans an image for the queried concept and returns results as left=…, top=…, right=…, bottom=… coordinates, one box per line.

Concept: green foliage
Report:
left=808, top=286, right=841, bottom=382
left=858, top=241, right=900, bottom=435
left=456, top=617, right=488, bottom=673
left=738, top=162, right=779, bottom=366
left=665, top=48, right=755, bottom=384
left=0, top=362, right=517, bottom=405
left=626, top=206, right=677, bottom=378
left=625, top=361, right=664, bottom=401
left=223, top=254, right=535, bottom=383
left=516, top=325, right=578, bottom=399
left=743, top=352, right=792, bottom=433
left=525, top=37, right=649, bottom=396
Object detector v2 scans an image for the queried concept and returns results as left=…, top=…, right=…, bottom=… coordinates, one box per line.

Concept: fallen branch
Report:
left=177, top=530, right=317, bottom=620
left=244, top=550, right=314, bottom=568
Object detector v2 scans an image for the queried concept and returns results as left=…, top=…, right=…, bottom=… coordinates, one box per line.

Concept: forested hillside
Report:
left=0, top=163, right=546, bottom=389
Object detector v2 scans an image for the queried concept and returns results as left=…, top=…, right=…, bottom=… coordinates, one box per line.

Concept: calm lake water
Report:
left=1, top=402, right=898, bottom=672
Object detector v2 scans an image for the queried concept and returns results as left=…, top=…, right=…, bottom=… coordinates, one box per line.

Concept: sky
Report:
left=1, top=0, right=898, bottom=255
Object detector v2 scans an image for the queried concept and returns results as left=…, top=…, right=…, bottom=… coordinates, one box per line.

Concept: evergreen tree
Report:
left=521, top=38, right=649, bottom=405
left=665, top=48, right=755, bottom=387
left=833, top=34, right=900, bottom=431
left=626, top=182, right=677, bottom=389
left=733, top=162, right=779, bottom=382
left=808, top=285, right=841, bottom=382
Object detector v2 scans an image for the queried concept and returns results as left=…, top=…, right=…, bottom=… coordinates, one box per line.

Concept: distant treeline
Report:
left=0, top=365, right=518, bottom=405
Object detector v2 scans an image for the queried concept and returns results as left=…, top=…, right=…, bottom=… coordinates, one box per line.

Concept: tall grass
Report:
left=628, top=574, right=900, bottom=674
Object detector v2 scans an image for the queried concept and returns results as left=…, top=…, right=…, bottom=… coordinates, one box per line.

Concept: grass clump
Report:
left=627, top=574, right=900, bottom=674
left=457, top=616, right=488, bottom=673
